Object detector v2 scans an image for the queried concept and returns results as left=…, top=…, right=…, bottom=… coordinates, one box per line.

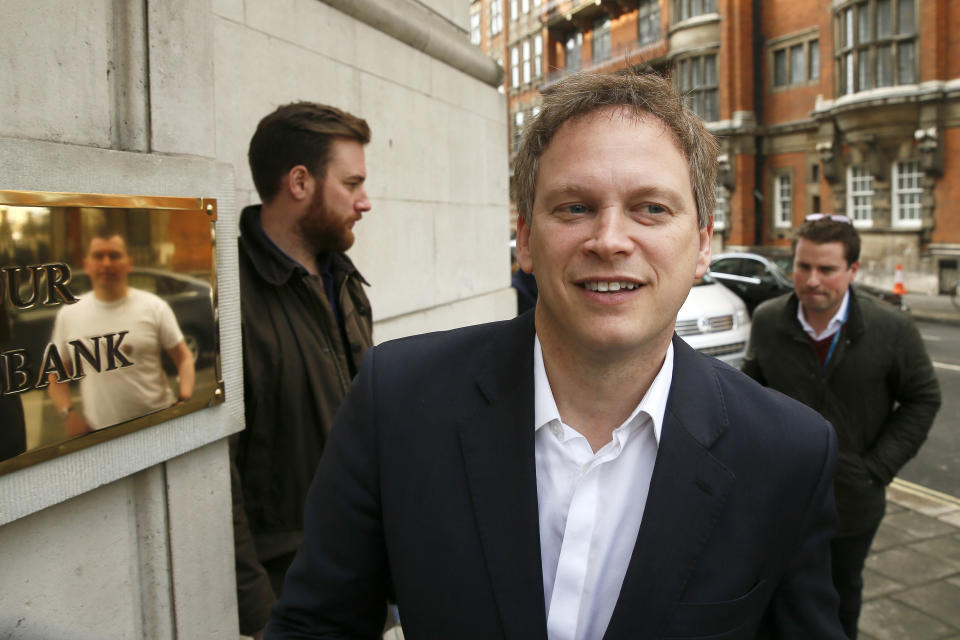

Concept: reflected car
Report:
left=710, top=252, right=907, bottom=314
left=675, top=272, right=751, bottom=369
left=4, top=268, right=216, bottom=369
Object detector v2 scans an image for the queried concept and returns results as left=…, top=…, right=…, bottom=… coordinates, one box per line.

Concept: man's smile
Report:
left=577, top=279, right=644, bottom=292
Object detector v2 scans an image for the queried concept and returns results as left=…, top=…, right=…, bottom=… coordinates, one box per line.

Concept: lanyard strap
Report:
left=823, top=303, right=850, bottom=369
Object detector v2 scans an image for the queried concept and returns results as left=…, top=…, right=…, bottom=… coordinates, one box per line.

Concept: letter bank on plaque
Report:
left=0, top=190, right=223, bottom=474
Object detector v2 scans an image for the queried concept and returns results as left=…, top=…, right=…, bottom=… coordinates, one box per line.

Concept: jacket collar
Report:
left=777, top=288, right=866, bottom=342
left=459, top=317, right=736, bottom=640
left=239, top=204, right=368, bottom=287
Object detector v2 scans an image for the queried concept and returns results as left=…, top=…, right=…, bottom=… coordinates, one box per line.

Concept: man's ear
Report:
left=285, top=165, right=312, bottom=202
left=694, top=217, right=714, bottom=278
left=516, top=214, right=534, bottom=274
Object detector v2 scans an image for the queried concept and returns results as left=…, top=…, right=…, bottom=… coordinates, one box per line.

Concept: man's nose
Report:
left=586, top=208, right=633, bottom=259
left=356, top=188, right=371, bottom=213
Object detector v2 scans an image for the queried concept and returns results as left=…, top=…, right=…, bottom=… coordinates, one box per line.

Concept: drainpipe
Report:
left=752, top=0, right=765, bottom=247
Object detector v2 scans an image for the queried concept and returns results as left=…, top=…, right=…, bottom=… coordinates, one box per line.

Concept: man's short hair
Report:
left=248, top=102, right=371, bottom=203
left=794, top=219, right=861, bottom=266
left=511, top=70, right=719, bottom=229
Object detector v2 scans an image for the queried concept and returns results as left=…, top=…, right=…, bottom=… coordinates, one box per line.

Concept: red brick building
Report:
left=471, top=0, right=960, bottom=293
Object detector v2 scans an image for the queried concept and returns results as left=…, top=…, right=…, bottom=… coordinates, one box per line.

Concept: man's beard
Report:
left=298, top=194, right=354, bottom=254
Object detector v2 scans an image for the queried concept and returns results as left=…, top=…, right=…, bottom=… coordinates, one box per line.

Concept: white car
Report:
left=675, top=272, right=751, bottom=368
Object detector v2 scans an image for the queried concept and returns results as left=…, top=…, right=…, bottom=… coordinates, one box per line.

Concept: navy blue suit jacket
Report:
left=267, top=312, right=845, bottom=639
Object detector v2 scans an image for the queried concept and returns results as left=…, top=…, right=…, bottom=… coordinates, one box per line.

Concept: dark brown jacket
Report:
left=233, top=205, right=372, bottom=633
left=743, top=289, right=940, bottom=536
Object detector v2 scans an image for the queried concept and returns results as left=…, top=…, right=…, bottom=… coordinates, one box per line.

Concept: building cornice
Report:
left=322, top=0, right=503, bottom=87
left=812, top=81, right=960, bottom=119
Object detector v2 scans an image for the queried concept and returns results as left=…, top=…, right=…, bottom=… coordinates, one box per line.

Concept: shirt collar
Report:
left=532, top=335, right=673, bottom=445
left=797, top=289, right=850, bottom=341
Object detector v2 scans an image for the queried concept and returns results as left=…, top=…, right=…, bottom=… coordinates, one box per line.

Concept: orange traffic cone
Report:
left=892, top=264, right=907, bottom=295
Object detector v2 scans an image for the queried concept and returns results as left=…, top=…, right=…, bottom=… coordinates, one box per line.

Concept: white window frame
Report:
left=713, top=183, right=726, bottom=231
left=892, top=159, right=923, bottom=228
left=522, top=40, right=531, bottom=84
left=521, top=0, right=530, bottom=14
left=511, top=0, right=518, bottom=21
left=533, top=34, right=543, bottom=78
left=513, top=110, right=525, bottom=154
left=774, top=173, right=793, bottom=228
left=469, top=9, right=482, bottom=46
left=847, top=165, right=874, bottom=227
left=490, top=0, right=503, bottom=35
left=511, top=46, right=520, bottom=89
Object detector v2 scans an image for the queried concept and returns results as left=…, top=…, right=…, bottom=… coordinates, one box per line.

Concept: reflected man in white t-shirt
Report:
left=47, top=234, right=195, bottom=434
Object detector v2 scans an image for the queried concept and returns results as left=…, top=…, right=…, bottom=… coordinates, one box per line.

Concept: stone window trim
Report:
left=511, top=45, right=520, bottom=89
left=769, top=32, right=820, bottom=90
left=834, top=0, right=917, bottom=97
left=846, top=164, right=874, bottom=228
left=773, top=171, right=793, bottom=229
left=891, top=159, right=923, bottom=229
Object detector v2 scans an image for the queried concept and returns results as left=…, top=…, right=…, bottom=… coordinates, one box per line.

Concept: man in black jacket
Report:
left=233, top=103, right=374, bottom=638
left=743, top=215, right=941, bottom=639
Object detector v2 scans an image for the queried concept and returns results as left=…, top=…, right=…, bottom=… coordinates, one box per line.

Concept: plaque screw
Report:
left=205, top=203, right=215, bottom=216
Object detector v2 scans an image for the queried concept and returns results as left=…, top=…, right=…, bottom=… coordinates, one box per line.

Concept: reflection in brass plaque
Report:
left=0, top=190, right=223, bottom=475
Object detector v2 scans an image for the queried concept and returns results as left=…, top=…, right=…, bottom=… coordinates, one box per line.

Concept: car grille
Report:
left=675, top=315, right=734, bottom=336
left=697, top=342, right=746, bottom=357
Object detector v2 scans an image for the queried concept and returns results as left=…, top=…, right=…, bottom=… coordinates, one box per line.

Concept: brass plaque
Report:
left=0, top=190, right=223, bottom=475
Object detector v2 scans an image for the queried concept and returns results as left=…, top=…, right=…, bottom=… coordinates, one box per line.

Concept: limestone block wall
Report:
left=213, top=0, right=514, bottom=342
left=0, top=0, right=511, bottom=637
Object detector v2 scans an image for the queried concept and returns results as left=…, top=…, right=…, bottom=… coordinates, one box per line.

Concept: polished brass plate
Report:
left=0, top=190, right=223, bottom=475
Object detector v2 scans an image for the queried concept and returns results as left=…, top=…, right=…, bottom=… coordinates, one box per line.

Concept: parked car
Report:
left=4, top=268, right=216, bottom=369
left=710, top=251, right=908, bottom=314
left=675, top=272, right=751, bottom=369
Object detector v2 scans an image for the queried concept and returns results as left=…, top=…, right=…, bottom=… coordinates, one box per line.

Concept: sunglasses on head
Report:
left=805, top=213, right=852, bottom=224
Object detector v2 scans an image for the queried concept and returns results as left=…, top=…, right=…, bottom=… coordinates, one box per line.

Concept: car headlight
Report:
left=734, top=308, right=749, bottom=328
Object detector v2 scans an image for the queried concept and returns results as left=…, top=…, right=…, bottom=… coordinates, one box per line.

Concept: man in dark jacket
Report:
left=233, top=102, right=374, bottom=638
left=743, top=215, right=941, bottom=639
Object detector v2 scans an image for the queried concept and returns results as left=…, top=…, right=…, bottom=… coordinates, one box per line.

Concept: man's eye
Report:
left=559, top=204, right=590, bottom=215
left=642, top=203, right=667, bottom=215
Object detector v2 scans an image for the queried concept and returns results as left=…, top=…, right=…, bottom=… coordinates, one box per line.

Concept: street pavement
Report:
left=860, top=480, right=960, bottom=640
left=860, top=292, right=960, bottom=638
left=905, top=292, right=960, bottom=326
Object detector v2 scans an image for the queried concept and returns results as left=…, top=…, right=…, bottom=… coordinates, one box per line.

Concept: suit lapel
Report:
left=603, top=337, right=736, bottom=640
left=457, top=312, right=548, bottom=640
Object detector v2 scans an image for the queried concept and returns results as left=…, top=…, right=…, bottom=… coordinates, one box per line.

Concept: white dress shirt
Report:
left=797, top=290, right=850, bottom=340
left=533, top=336, right=673, bottom=640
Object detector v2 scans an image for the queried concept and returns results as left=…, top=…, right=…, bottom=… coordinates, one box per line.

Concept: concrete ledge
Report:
left=322, top=0, right=503, bottom=87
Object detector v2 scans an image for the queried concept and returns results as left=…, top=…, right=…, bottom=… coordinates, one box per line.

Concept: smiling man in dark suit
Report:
left=267, top=71, right=846, bottom=640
